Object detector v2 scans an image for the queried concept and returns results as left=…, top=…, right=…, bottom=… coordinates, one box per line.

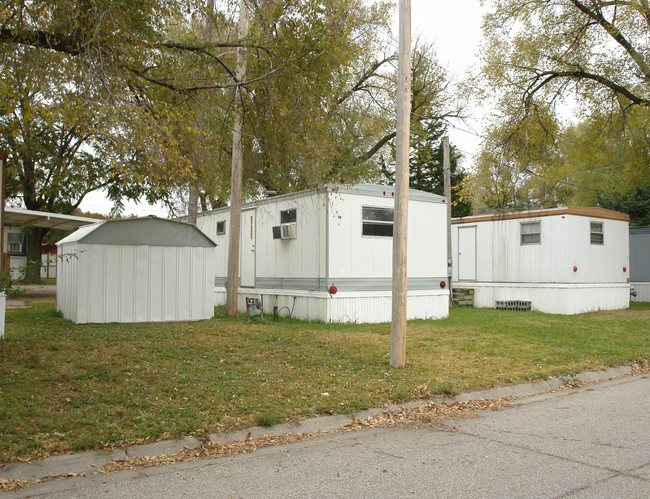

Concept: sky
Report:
left=78, top=0, right=487, bottom=218
left=410, top=0, right=485, bottom=156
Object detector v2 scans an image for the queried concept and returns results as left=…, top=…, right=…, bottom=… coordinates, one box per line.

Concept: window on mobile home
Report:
left=590, top=222, right=604, bottom=245
left=216, top=221, right=226, bottom=235
left=280, top=208, right=297, bottom=224
left=362, top=206, right=393, bottom=237
left=520, top=221, right=541, bottom=245
left=7, top=232, right=23, bottom=253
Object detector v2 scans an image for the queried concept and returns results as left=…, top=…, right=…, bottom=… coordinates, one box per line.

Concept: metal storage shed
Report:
left=196, top=184, right=449, bottom=323
left=451, top=207, right=630, bottom=314
left=630, top=226, right=650, bottom=302
left=56, top=217, right=216, bottom=323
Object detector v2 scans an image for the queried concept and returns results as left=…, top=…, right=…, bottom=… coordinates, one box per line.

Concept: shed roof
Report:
left=57, top=217, right=216, bottom=247
left=452, top=207, right=630, bottom=225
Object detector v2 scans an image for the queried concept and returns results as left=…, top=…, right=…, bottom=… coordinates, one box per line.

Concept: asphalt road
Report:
left=7, top=374, right=650, bottom=498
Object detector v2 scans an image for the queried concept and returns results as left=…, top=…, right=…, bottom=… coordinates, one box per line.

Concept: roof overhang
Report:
left=452, top=207, right=630, bottom=225
left=3, top=208, right=101, bottom=231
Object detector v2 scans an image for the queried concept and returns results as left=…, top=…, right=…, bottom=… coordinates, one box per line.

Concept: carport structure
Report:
left=1, top=207, right=100, bottom=273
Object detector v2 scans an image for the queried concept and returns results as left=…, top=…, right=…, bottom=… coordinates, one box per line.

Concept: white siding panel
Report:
left=256, top=195, right=326, bottom=280
left=104, top=245, right=121, bottom=322
left=119, top=246, right=136, bottom=323
left=176, top=247, right=192, bottom=321
left=202, top=247, right=216, bottom=318
left=328, top=292, right=448, bottom=323
left=148, top=246, right=164, bottom=321
left=631, top=282, right=650, bottom=302
left=75, top=244, right=90, bottom=323
left=163, top=247, right=178, bottom=320
left=327, top=193, right=447, bottom=281
left=328, top=193, right=393, bottom=279
left=231, top=289, right=448, bottom=323
left=57, top=243, right=82, bottom=322
left=135, top=246, right=150, bottom=322
left=214, top=290, right=227, bottom=306
left=190, top=247, right=204, bottom=319
left=464, top=282, right=629, bottom=314
left=88, top=244, right=106, bottom=323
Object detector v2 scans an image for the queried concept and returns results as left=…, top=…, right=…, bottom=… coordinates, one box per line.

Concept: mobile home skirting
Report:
left=214, top=287, right=449, bottom=323
left=631, top=282, right=650, bottom=302
left=455, top=281, right=630, bottom=315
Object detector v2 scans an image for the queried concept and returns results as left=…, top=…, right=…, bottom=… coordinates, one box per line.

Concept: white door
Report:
left=458, top=226, right=476, bottom=281
left=240, top=209, right=256, bottom=287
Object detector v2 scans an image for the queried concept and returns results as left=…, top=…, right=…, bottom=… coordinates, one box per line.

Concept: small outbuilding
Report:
left=451, top=207, right=630, bottom=314
left=56, top=217, right=216, bottom=323
left=196, top=184, right=450, bottom=323
left=630, top=226, right=650, bottom=302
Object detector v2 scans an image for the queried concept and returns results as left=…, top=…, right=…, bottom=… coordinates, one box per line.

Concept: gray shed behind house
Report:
left=57, top=217, right=217, bottom=323
left=630, top=226, right=650, bottom=301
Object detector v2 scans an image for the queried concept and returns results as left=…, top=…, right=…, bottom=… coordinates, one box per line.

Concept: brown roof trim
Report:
left=452, top=207, right=629, bottom=225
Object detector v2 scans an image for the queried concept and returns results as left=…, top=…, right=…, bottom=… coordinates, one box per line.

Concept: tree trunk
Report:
left=23, top=227, right=47, bottom=283
left=188, top=187, right=199, bottom=225
left=225, top=0, right=249, bottom=318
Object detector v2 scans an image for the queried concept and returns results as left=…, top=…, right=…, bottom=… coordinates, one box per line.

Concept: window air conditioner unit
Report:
left=280, top=223, right=297, bottom=240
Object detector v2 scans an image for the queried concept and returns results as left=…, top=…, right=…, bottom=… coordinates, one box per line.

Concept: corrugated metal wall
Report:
left=57, top=243, right=215, bottom=323
left=453, top=215, right=629, bottom=284
left=327, top=193, right=447, bottom=281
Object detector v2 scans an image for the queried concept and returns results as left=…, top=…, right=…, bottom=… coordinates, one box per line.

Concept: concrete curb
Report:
left=0, top=365, right=636, bottom=484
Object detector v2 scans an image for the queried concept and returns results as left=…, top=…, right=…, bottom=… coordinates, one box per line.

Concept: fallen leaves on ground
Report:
left=0, top=478, right=31, bottom=492
left=98, top=398, right=506, bottom=474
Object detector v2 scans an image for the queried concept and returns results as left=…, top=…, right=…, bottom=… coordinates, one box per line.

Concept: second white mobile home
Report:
left=451, top=208, right=630, bottom=314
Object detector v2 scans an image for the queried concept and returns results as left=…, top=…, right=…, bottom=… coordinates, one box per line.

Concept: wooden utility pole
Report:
left=0, top=151, right=6, bottom=340
left=390, top=0, right=411, bottom=368
left=187, top=0, right=216, bottom=226
left=0, top=151, right=5, bottom=271
left=443, top=136, right=452, bottom=306
left=225, top=0, right=249, bottom=317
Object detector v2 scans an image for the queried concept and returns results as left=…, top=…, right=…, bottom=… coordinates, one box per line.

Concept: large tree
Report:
left=481, top=0, right=650, bottom=112
left=1, top=1, right=460, bottom=282
left=0, top=41, right=150, bottom=281
left=472, top=0, right=650, bottom=213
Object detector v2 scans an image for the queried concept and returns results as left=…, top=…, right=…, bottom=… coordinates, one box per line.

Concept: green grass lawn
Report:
left=1, top=299, right=648, bottom=464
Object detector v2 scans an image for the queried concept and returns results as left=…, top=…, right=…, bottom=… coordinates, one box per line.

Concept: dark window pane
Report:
left=521, top=233, right=540, bottom=245
left=591, top=233, right=604, bottom=244
left=363, top=223, right=393, bottom=237
left=281, top=209, right=297, bottom=224
left=362, top=207, right=394, bottom=222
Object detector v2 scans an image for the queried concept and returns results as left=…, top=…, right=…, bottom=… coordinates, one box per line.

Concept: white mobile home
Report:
left=630, top=226, right=650, bottom=301
left=197, top=185, right=449, bottom=323
left=57, top=217, right=216, bottom=323
left=451, top=208, right=630, bottom=314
